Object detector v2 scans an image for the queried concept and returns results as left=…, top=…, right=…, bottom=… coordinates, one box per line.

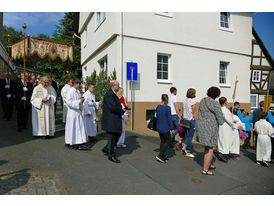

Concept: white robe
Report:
left=65, top=87, right=87, bottom=145
left=117, top=112, right=129, bottom=145
left=218, top=106, right=233, bottom=154
left=83, top=90, right=99, bottom=137
left=61, top=84, right=72, bottom=123
left=255, top=119, right=273, bottom=162
left=31, top=85, right=57, bottom=136
left=230, top=115, right=245, bottom=155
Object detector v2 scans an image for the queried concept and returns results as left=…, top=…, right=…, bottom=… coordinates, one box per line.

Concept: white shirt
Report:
left=183, top=98, right=196, bottom=120
left=168, top=94, right=178, bottom=115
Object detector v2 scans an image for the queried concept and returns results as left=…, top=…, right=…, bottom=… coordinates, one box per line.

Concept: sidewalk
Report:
left=0, top=104, right=273, bottom=195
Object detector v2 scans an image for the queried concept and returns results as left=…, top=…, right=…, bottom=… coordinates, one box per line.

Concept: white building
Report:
left=79, top=12, right=253, bottom=133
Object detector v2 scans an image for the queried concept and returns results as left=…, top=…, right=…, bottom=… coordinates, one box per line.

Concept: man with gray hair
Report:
left=101, top=80, right=125, bottom=163
left=0, top=72, right=15, bottom=121
left=30, top=76, right=57, bottom=138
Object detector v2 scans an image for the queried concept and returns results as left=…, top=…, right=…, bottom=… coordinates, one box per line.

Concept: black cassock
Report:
left=0, top=78, right=15, bottom=120
left=14, top=80, right=33, bottom=131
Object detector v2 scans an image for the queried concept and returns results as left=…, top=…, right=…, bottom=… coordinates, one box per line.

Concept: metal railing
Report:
left=0, top=41, right=14, bottom=69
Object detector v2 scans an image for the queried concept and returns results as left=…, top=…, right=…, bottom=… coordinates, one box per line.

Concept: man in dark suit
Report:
left=0, top=72, right=15, bottom=121
left=14, top=73, right=33, bottom=132
left=102, top=80, right=125, bottom=163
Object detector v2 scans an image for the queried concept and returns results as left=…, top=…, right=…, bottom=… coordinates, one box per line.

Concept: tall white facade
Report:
left=79, top=12, right=253, bottom=132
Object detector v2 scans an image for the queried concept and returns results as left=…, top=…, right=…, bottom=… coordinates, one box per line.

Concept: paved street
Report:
left=0, top=102, right=274, bottom=195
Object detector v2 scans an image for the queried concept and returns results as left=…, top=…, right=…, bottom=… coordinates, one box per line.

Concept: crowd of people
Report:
left=0, top=73, right=129, bottom=163
left=1, top=72, right=274, bottom=168
left=155, top=86, right=274, bottom=175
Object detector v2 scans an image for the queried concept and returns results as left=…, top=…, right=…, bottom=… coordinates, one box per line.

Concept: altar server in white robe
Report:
left=218, top=97, right=234, bottom=157
left=65, top=79, right=89, bottom=150
left=83, top=82, right=101, bottom=143
left=255, top=111, right=274, bottom=167
left=31, top=76, right=57, bottom=138
left=230, top=107, right=245, bottom=159
left=61, top=79, right=72, bottom=124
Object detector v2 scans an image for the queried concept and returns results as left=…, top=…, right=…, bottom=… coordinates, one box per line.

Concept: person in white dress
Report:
left=254, top=111, right=274, bottom=167
left=230, top=107, right=245, bottom=160
left=116, top=88, right=129, bottom=147
left=61, top=79, right=72, bottom=124
left=65, top=79, right=89, bottom=150
left=218, top=97, right=234, bottom=161
left=30, top=76, right=57, bottom=138
left=83, top=83, right=101, bottom=143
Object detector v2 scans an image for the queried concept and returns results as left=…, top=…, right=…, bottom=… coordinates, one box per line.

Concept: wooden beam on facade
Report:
left=250, top=65, right=272, bottom=70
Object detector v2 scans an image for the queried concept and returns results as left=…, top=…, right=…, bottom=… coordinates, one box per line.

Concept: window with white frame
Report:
left=95, top=12, right=106, bottom=30
left=219, top=62, right=229, bottom=85
left=252, top=70, right=261, bottom=82
left=250, top=94, right=258, bottom=108
left=157, top=54, right=170, bottom=81
left=83, top=27, right=87, bottom=47
left=99, top=56, right=108, bottom=72
left=220, top=12, right=231, bottom=30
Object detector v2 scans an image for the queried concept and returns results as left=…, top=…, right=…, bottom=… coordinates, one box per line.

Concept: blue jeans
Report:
left=171, top=115, right=179, bottom=142
left=185, top=120, right=195, bottom=152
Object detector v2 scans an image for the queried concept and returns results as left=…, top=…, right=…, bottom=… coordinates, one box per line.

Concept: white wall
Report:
left=123, top=37, right=251, bottom=103
left=123, top=12, right=252, bottom=55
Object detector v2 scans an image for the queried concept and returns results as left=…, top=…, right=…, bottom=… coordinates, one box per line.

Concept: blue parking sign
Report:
left=127, top=62, right=138, bottom=81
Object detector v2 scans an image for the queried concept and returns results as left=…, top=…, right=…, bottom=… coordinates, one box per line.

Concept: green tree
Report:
left=85, top=70, right=117, bottom=101
left=2, top=25, right=23, bottom=53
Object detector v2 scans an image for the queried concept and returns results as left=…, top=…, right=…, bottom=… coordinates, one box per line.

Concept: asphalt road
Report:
left=0, top=102, right=273, bottom=195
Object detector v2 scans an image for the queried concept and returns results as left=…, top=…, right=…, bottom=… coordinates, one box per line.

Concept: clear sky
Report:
left=3, top=12, right=274, bottom=59
left=3, top=12, right=64, bottom=37
left=253, top=12, right=274, bottom=60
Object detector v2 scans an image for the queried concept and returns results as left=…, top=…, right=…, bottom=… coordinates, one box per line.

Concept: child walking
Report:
left=254, top=112, right=274, bottom=167
left=240, top=111, right=252, bottom=149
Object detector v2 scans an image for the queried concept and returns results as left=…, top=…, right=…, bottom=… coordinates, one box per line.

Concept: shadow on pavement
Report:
left=116, top=135, right=141, bottom=158
left=240, top=148, right=256, bottom=163
left=0, top=168, right=31, bottom=195
left=0, top=160, right=8, bottom=166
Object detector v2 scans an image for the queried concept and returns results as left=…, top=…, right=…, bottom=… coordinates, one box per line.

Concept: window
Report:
left=99, top=56, right=108, bottom=72
left=220, top=12, right=231, bottom=30
left=219, top=62, right=229, bottom=85
left=157, top=54, right=170, bottom=81
left=95, top=12, right=106, bottom=30
left=252, top=70, right=261, bottom=82
left=83, top=27, right=87, bottom=47
left=250, top=94, right=258, bottom=108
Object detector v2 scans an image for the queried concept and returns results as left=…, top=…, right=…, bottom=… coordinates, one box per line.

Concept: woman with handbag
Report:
left=181, top=88, right=197, bottom=158
left=196, top=87, right=225, bottom=175
left=155, top=94, right=175, bottom=163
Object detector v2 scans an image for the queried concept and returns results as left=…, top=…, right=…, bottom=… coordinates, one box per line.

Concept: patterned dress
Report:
left=196, top=97, right=224, bottom=147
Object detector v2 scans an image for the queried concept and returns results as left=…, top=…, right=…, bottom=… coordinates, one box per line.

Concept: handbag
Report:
left=147, top=116, right=157, bottom=131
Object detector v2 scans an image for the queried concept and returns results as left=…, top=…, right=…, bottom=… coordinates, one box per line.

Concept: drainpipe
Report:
left=120, top=12, right=124, bottom=89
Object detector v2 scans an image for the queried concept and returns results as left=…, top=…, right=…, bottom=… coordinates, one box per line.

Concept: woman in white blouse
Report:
left=182, top=88, right=197, bottom=158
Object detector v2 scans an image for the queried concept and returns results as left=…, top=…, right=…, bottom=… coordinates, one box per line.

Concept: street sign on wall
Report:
left=127, top=62, right=138, bottom=81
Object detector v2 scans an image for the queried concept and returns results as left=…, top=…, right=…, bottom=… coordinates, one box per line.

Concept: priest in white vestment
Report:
left=218, top=97, right=234, bottom=156
left=255, top=112, right=274, bottom=167
left=83, top=83, right=101, bottom=142
left=31, top=76, right=57, bottom=137
left=61, top=79, right=72, bottom=124
left=65, top=79, right=89, bottom=150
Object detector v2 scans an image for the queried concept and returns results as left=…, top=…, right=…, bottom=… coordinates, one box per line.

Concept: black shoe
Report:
left=215, top=152, right=228, bottom=163
left=108, top=156, right=120, bottom=163
left=156, top=155, right=166, bottom=163
left=17, top=128, right=22, bottom=132
left=78, top=144, right=90, bottom=150
left=260, top=161, right=269, bottom=167
left=102, top=148, right=109, bottom=155
left=23, top=126, right=27, bottom=130
left=65, top=144, right=74, bottom=149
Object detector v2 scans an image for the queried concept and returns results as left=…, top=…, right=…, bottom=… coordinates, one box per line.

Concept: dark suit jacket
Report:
left=14, top=80, right=33, bottom=107
left=101, top=88, right=125, bottom=133
left=0, top=78, right=15, bottom=102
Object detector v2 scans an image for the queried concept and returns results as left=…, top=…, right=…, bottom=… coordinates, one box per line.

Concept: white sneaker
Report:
left=185, top=153, right=195, bottom=158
